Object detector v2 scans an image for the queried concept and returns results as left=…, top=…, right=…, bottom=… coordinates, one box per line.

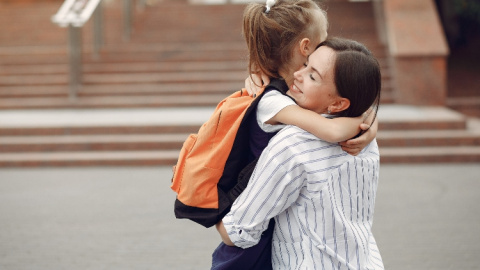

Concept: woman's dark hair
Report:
left=319, top=37, right=381, bottom=129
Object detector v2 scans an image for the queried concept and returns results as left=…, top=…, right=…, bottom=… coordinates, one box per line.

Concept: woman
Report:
left=216, top=37, right=384, bottom=270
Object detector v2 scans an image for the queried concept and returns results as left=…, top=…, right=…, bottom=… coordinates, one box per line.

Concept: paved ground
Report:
left=0, top=163, right=479, bottom=269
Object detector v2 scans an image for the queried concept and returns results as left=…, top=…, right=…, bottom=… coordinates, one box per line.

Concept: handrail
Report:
left=52, top=0, right=102, bottom=27
left=52, top=0, right=138, bottom=101
left=51, top=0, right=104, bottom=101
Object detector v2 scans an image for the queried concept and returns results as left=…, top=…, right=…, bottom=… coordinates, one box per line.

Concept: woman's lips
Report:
left=291, top=83, right=302, bottom=94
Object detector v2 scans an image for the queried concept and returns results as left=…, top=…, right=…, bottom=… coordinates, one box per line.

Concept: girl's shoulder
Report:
left=259, top=90, right=295, bottom=107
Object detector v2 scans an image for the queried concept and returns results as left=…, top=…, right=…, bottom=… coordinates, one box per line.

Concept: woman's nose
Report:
left=293, top=70, right=302, bottom=81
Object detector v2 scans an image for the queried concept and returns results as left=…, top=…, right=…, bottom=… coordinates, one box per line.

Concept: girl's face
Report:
left=287, top=46, right=339, bottom=115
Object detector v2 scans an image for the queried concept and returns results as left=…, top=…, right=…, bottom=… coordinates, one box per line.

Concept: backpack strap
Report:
left=265, top=78, right=290, bottom=95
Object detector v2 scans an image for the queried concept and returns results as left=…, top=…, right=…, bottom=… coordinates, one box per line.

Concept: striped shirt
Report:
left=223, top=125, right=384, bottom=270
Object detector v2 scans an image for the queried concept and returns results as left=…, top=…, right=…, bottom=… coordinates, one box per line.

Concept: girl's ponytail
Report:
left=242, top=0, right=325, bottom=83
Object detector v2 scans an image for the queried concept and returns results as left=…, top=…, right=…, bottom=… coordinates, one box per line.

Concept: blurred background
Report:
left=0, top=0, right=479, bottom=269
left=0, top=0, right=479, bottom=165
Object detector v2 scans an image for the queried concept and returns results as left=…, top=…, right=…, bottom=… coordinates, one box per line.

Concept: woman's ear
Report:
left=299, top=38, right=312, bottom=57
left=328, top=98, right=350, bottom=114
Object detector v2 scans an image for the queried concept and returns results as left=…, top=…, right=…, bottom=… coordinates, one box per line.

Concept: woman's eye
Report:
left=309, top=74, right=315, bottom=81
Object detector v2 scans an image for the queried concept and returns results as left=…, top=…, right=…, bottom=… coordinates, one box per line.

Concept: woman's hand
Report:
left=215, top=221, right=235, bottom=246
left=340, top=118, right=378, bottom=155
left=245, top=73, right=270, bottom=97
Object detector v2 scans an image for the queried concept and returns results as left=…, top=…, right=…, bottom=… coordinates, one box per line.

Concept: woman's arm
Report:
left=221, top=128, right=312, bottom=248
left=271, top=105, right=363, bottom=143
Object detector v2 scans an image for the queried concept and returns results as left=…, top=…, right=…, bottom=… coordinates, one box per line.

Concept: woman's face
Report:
left=287, top=46, right=339, bottom=114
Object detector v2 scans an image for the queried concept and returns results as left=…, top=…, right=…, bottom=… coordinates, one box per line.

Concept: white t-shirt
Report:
left=256, top=90, right=296, bottom=133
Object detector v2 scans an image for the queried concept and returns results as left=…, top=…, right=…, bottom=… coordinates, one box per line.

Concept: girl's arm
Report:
left=270, top=105, right=363, bottom=143
left=245, top=72, right=270, bottom=96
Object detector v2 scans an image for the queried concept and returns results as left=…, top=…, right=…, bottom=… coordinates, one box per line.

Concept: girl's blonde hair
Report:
left=243, top=0, right=327, bottom=79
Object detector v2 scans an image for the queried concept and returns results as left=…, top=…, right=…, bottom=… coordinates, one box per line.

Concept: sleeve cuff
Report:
left=222, top=213, right=260, bottom=249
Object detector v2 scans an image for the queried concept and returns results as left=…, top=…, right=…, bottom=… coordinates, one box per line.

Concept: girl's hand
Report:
left=340, top=119, right=378, bottom=156
left=245, top=73, right=270, bottom=97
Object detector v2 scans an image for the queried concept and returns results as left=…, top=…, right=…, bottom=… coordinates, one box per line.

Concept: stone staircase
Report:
left=1, top=105, right=479, bottom=166
left=0, top=0, right=393, bottom=109
left=0, top=0, right=479, bottom=166
left=0, top=0, right=249, bottom=109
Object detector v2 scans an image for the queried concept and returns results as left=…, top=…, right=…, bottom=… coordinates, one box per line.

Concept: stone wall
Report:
left=375, top=0, right=449, bottom=106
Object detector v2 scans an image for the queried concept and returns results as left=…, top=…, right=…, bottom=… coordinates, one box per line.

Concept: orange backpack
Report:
left=171, top=79, right=288, bottom=228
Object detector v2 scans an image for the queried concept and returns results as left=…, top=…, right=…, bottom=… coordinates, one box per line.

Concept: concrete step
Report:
left=377, top=105, right=468, bottom=130
left=447, top=96, right=480, bottom=118
left=0, top=125, right=199, bottom=137
left=1, top=57, right=391, bottom=77
left=0, top=151, right=180, bottom=167
left=3, top=127, right=479, bottom=153
left=0, top=106, right=468, bottom=133
left=0, top=60, right=248, bottom=75
left=0, top=134, right=189, bottom=152
left=2, top=58, right=392, bottom=77
left=0, top=106, right=479, bottom=166
left=0, top=86, right=394, bottom=108
left=0, top=48, right=248, bottom=65
left=378, top=113, right=480, bottom=162
left=378, top=129, right=480, bottom=147
left=1, top=70, right=247, bottom=86
left=0, top=82, right=243, bottom=98
left=0, top=42, right=387, bottom=64
left=0, top=95, right=229, bottom=109
left=0, top=107, right=214, bottom=136
left=0, top=94, right=400, bottom=110
left=380, top=146, right=480, bottom=163
left=3, top=144, right=480, bottom=167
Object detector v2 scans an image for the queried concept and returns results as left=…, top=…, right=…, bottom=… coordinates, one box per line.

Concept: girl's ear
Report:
left=299, top=38, right=312, bottom=57
left=328, top=97, right=350, bottom=114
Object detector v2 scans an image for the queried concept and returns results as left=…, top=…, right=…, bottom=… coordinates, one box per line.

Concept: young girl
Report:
left=211, top=1, right=377, bottom=269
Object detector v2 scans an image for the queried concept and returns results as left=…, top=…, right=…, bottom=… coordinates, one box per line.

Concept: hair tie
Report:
left=265, top=0, right=276, bottom=13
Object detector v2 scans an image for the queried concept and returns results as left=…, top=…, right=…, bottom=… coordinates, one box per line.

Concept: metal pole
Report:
left=93, top=0, right=104, bottom=59
left=68, top=24, right=82, bottom=101
left=137, top=0, right=146, bottom=11
left=123, top=0, right=132, bottom=41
